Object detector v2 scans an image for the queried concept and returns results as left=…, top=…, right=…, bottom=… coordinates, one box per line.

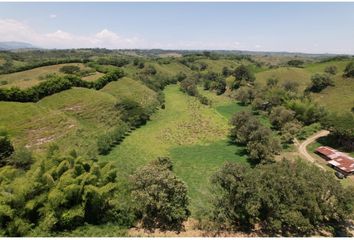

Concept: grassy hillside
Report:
left=305, top=59, right=354, bottom=113
left=0, top=101, right=77, bottom=152
left=100, top=85, right=248, bottom=214
left=255, top=66, right=312, bottom=90
left=0, top=63, right=96, bottom=89
left=101, top=77, right=159, bottom=109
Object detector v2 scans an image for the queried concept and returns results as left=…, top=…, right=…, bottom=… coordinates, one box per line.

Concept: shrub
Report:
left=308, top=73, right=334, bottom=92
left=0, top=132, right=14, bottom=166
left=59, top=65, right=81, bottom=74
left=324, top=65, right=337, bottom=75
left=343, top=61, right=354, bottom=78
left=9, top=147, right=33, bottom=170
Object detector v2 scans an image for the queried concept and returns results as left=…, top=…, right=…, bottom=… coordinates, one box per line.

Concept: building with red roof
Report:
left=316, top=146, right=354, bottom=176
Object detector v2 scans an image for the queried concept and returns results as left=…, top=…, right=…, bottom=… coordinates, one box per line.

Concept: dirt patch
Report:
left=128, top=219, right=258, bottom=237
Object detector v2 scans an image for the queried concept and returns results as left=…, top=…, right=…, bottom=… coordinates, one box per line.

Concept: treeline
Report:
left=0, top=69, right=124, bottom=102
left=1, top=145, right=353, bottom=236
left=0, top=58, right=89, bottom=74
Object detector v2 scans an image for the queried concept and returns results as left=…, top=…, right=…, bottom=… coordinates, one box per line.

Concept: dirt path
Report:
left=294, top=130, right=330, bottom=170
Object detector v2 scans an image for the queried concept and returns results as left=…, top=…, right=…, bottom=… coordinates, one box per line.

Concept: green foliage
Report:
left=180, top=78, right=198, bottom=96
left=115, top=99, right=150, bottom=127
left=9, top=147, right=33, bottom=170
left=233, top=86, right=255, bottom=105
left=210, top=160, right=354, bottom=236
left=309, top=73, right=334, bottom=92
left=0, top=132, right=14, bottom=166
left=229, top=111, right=281, bottom=164
left=269, top=106, right=295, bottom=130
left=343, top=61, right=354, bottom=78
left=59, top=65, right=80, bottom=74
left=97, top=124, right=129, bottom=155
left=0, top=152, right=134, bottom=236
left=286, top=99, right=327, bottom=125
left=0, top=69, right=124, bottom=102
left=324, top=65, right=337, bottom=75
left=287, top=59, right=304, bottom=67
left=131, top=157, right=190, bottom=232
left=322, top=112, right=354, bottom=151
left=232, top=65, right=255, bottom=87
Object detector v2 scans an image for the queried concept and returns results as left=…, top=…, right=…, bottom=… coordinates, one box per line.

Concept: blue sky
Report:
left=0, top=2, right=354, bottom=54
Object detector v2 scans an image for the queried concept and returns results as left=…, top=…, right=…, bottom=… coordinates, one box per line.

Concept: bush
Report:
left=9, top=147, right=33, bottom=170
left=59, top=65, right=81, bottom=74
left=324, top=65, right=337, bottom=75
left=343, top=61, right=354, bottom=78
left=308, top=73, right=334, bottom=92
left=0, top=132, right=14, bottom=166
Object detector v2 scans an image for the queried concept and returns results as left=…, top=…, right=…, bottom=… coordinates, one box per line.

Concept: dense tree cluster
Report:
left=131, top=157, right=190, bottom=232
left=322, top=112, right=354, bottom=151
left=287, top=59, right=304, bottom=68
left=230, top=111, right=281, bottom=164
left=232, top=65, right=255, bottom=89
left=209, top=160, right=354, bottom=236
left=0, top=69, right=124, bottom=102
left=202, top=72, right=226, bottom=95
left=0, top=149, right=135, bottom=236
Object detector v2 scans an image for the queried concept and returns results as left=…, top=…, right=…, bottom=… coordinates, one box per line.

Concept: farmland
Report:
left=0, top=49, right=353, bottom=237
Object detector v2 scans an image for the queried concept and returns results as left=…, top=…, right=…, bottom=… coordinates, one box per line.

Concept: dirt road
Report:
left=294, top=130, right=330, bottom=170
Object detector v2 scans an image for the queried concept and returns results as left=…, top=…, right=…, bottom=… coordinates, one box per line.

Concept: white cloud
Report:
left=255, top=44, right=261, bottom=49
left=0, top=18, right=144, bottom=49
left=49, top=14, right=57, bottom=19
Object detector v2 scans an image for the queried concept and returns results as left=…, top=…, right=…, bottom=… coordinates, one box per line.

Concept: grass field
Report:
left=100, top=85, right=248, bottom=214
left=0, top=63, right=94, bottom=89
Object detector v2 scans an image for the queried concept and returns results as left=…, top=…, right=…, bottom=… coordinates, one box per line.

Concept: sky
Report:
left=0, top=2, right=354, bottom=54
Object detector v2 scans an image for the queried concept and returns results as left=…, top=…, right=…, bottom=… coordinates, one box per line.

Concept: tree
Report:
left=280, top=120, right=302, bottom=144
left=233, top=65, right=255, bottom=85
left=322, top=112, right=354, bottom=151
left=309, top=73, right=334, bottom=92
left=269, top=106, right=295, bottom=130
left=324, top=65, right=337, bottom=75
left=115, top=99, right=149, bottom=127
left=131, top=157, right=190, bottom=232
left=234, top=86, right=255, bottom=105
left=229, top=111, right=281, bottom=164
left=343, top=61, right=354, bottom=78
left=247, top=127, right=281, bottom=164
left=210, top=160, right=354, bottom=236
left=0, top=131, right=14, bottom=166
left=287, top=59, right=304, bottom=67
left=180, top=78, right=198, bottom=96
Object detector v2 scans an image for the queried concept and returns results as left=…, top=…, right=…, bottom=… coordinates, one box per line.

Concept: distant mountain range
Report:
left=0, top=41, right=38, bottom=50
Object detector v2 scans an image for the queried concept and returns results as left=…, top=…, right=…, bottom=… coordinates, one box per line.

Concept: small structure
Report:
left=316, top=146, right=354, bottom=176
left=315, top=146, right=342, bottom=160
left=328, top=155, right=354, bottom=176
